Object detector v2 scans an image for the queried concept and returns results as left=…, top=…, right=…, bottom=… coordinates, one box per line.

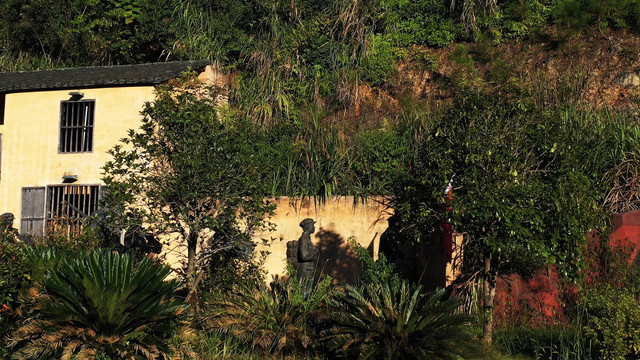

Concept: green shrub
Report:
left=497, top=0, right=549, bottom=39
left=350, top=238, right=401, bottom=291
left=322, top=280, right=479, bottom=359
left=0, top=236, right=28, bottom=316
left=449, top=44, right=484, bottom=89
left=385, top=0, right=461, bottom=47
left=552, top=0, right=640, bottom=31
left=8, top=250, right=185, bottom=359
left=412, top=50, right=439, bottom=71
left=581, top=285, right=640, bottom=360
left=0, top=240, right=26, bottom=358
left=359, top=34, right=396, bottom=87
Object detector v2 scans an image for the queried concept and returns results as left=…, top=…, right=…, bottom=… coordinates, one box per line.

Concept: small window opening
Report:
left=59, top=100, right=95, bottom=153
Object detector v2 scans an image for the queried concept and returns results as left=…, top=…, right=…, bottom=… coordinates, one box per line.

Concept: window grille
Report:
left=46, top=185, right=101, bottom=236
left=59, top=100, right=94, bottom=152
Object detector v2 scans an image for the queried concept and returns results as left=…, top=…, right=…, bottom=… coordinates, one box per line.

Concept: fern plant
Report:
left=8, top=250, right=185, bottom=359
left=322, top=280, right=479, bottom=359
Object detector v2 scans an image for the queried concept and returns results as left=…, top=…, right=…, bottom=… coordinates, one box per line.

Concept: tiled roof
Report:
left=0, top=60, right=210, bottom=93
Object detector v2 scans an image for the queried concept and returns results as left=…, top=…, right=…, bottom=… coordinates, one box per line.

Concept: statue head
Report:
left=1, top=213, right=14, bottom=227
left=299, top=218, right=315, bottom=233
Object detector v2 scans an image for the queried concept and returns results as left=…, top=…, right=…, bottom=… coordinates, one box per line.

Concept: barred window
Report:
left=59, top=100, right=94, bottom=153
left=46, top=185, right=102, bottom=236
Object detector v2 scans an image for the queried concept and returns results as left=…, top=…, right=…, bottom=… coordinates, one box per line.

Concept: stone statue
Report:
left=297, top=218, right=319, bottom=298
left=286, top=240, right=299, bottom=269
left=0, top=213, right=19, bottom=243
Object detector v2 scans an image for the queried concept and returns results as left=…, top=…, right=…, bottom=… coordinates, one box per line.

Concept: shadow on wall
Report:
left=314, top=228, right=362, bottom=283
left=309, top=224, right=449, bottom=289
left=379, top=214, right=448, bottom=290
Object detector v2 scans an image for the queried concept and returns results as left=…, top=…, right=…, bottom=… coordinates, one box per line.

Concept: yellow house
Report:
left=0, top=60, right=209, bottom=236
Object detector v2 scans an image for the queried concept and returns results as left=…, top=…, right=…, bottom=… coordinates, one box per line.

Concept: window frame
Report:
left=0, top=93, right=5, bottom=126
left=45, top=184, right=103, bottom=236
left=58, top=99, right=96, bottom=153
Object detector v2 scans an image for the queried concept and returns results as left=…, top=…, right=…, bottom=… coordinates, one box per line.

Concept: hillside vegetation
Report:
left=4, top=0, right=640, bottom=199
left=4, top=0, right=640, bottom=113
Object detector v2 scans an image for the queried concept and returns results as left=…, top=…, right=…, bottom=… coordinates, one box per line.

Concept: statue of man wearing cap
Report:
left=297, top=218, right=319, bottom=296
left=0, top=213, right=19, bottom=243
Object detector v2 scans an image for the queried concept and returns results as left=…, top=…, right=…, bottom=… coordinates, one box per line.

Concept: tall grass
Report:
left=529, top=66, right=591, bottom=108
left=173, top=1, right=224, bottom=64
left=170, top=328, right=263, bottom=360
left=0, top=50, right=57, bottom=71
left=495, top=326, right=593, bottom=360
left=269, top=108, right=349, bottom=201
left=263, top=106, right=425, bottom=202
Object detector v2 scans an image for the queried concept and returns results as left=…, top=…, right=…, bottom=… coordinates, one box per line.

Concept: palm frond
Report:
left=8, top=250, right=185, bottom=359
left=322, top=279, right=481, bottom=359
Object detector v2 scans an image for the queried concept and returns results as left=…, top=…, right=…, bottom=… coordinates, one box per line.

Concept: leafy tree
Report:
left=392, top=93, right=628, bottom=343
left=552, top=0, right=640, bottom=31
left=0, top=0, right=176, bottom=67
left=102, top=76, right=276, bottom=297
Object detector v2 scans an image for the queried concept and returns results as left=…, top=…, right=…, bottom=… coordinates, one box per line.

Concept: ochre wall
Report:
left=159, top=196, right=462, bottom=288
left=255, top=197, right=390, bottom=282
left=0, top=87, right=154, bottom=221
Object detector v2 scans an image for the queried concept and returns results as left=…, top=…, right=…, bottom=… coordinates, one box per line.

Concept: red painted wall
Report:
left=493, top=210, right=640, bottom=326
left=609, top=210, right=640, bottom=264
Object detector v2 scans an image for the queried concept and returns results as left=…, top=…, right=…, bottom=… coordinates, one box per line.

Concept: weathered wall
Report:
left=494, top=210, right=640, bottom=326
left=161, top=196, right=462, bottom=288
left=0, top=87, right=154, bottom=221
left=255, top=197, right=390, bottom=282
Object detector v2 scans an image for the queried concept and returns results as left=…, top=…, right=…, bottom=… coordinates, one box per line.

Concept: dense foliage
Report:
left=0, top=0, right=175, bottom=67
left=580, top=285, right=640, bottom=360
left=199, top=274, right=333, bottom=357
left=7, top=250, right=184, bottom=359
left=388, top=93, right=640, bottom=342
left=322, top=281, right=477, bottom=359
left=5, top=0, right=640, bottom=69
left=5, top=0, right=640, bottom=125
left=0, top=222, right=27, bottom=315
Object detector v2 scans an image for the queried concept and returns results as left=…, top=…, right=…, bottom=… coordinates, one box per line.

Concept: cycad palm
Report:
left=8, top=250, right=185, bottom=360
left=201, top=275, right=333, bottom=357
left=322, top=280, right=479, bottom=359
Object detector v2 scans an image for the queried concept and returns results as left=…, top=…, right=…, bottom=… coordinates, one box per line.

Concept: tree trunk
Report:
left=185, top=230, right=199, bottom=308
left=482, top=254, right=496, bottom=345
left=186, top=230, right=198, bottom=280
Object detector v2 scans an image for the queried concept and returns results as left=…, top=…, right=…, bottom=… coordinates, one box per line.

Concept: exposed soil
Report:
left=393, top=27, right=640, bottom=111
